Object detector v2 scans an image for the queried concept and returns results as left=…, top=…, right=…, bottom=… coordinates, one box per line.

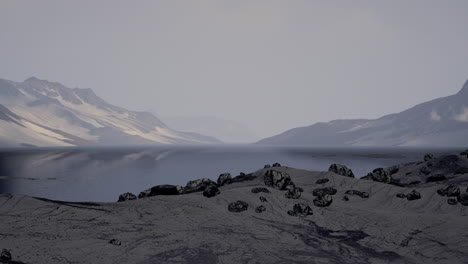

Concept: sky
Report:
left=1, top=0, right=468, bottom=142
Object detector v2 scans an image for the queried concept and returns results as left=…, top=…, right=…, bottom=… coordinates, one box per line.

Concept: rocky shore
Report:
left=0, top=150, right=467, bottom=263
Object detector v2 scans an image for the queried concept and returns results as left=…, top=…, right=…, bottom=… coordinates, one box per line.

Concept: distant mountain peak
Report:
left=458, top=79, right=468, bottom=96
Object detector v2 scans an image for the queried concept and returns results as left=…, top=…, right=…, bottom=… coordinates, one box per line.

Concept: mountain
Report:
left=258, top=80, right=468, bottom=147
left=0, top=77, right=221, bottom=147
left=162, top=115, right=258, bottom=143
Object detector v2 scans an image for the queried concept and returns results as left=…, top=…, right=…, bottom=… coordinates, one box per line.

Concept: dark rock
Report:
left=251, top=187, right=270, bottom=194
left=109, top=239, right=121, bottom=246
left=343, top=196, right=349, bottom=201
left=272, top=162, right=281, bottom=167
left=454, top=167, right=468, bottom=175
left=364, top=168, right=393, bottom=183
left=0, top=249, right=11, bottom=261
left=426, top=174, right=447, bottom=183
left=231, top=173, right=257, bottom=183
left=264, top=170, right=293, bottom=190
left=228, top=201, right=249, bottom=212
left=424, top=153, right=434, bottom=162
left=328, top=164, right=355, bottom=178
left=447, top=198, right=458, bottom=205
left=437, top=185, right=460, bottom=197
left=458, top=193, right=468, bottom=206
left=138, top=185, right=182, bottom=198
left=117, top=192, right=137, bottom=202
left=287, top=203, right=313, bottom=217
left=313, top=194, right=333, bottom=207
left=396, top=193, right=406, bottom=198
left=203, top=185, right=220, bottom=198
left=217, top=173, right=232, bottom=186
left=388, top=166, right=399, bottom=175
left=406, top=190, right=421, bottom=201
left=264, top=164, right=271, bottom=169
left=316, top=178, right=329, bottom=184
left=461, top=150, right=468, bottom=158
left=259, top=196, right=267, bottom=203
left=285, top=187, right=302, bottom=199
left=184, top=178, right=217, bottom=194
left=345, top=190, right=369, bottom=198
left=420, top=166, right=431, bottom=176
left=255, top=205, right=266, bottom=214
left=312, top=187, right=337, bottom=197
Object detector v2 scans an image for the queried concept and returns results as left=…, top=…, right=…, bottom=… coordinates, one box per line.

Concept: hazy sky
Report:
left=1, top=0, right=468, bottom=141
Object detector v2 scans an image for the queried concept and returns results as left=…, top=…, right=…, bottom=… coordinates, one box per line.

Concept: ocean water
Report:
left=0, top=145, right=462, bottom=202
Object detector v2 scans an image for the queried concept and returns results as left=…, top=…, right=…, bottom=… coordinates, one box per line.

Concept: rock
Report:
left=420, top=166, right=431, bottom=176
left=109, top=239, right=121, bottom=246
left=447, top=198, right=458, bottom=205
left=316, top=178, right=329, bottom=184
left=231, top=173, right=257, bottom=183
left=203, top=185, right=220, bottom=198
left=396, top=193, right=406, bottom=198
left=406, top=190, right=421, bottom=201
left=264, top=164, right=271, bottom=169
left=285, top=187, right=302, bottom=199
left=328, top=164, right=355, bottom=178
left=228, top=201, right=249, bottom=212
left=184, top=178, right=217, bottom=194
left=388, top=166, right=399, bottom=175
left=217, top=173, right=232, bottom=186
left=272, top=162, right=281, bottom=167
left=458, top=193, right=468, bottom=206
left=251, top=187, right=270, bottom=194
left=461, top=150, right=468, bottom=158
left=287, top=203, right=313, bottom=217
left=259, top=196, right=267, bottom=203
left=0, top=249, right=11, bottom=261
left=363, top=168, right=393, bottom=183
left=255, top=205, right=266, bottom=214
left=437, top=185, right=460, bottom=197
left=313, top=194, right=333, bottom=207
left=426, top=174, right=447, bottom=183
left=345, top=190, right=369, bottom=198
left=343, top=196, right=349, bottom=201
left=138, top=185, right=182, bottom=198
left=312, top=187, right=337, bottom=197
left=117, top=192, right=137, bottom=202
left=264, top=170, right=293, bottom=190
left=424, top=153, right=434, bottom=162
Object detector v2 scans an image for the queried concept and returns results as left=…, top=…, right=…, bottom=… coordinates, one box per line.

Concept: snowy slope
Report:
left=0, top=77, right=221, bottom=147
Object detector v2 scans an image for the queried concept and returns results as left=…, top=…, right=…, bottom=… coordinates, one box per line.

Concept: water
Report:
left=0, top=145, right=462, bottom=202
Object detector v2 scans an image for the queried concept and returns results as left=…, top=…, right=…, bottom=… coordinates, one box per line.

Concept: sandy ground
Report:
left=1, top=165, right=468, bottom=264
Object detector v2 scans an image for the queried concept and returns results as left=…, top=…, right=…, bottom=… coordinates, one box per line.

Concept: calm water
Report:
left=0, top=145, right=462, bottom=202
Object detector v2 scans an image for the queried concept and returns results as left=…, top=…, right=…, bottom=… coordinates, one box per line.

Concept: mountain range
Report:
left=0, top=77, right=221, bottom=147
left=257, top=80, right=468, bottom=147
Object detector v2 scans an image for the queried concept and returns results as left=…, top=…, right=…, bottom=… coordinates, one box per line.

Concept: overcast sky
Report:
left=1, top=0, right=468, bottom=141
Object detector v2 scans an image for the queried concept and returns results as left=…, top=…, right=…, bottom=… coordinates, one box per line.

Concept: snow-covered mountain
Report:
left=0, top=77, right=221, bottom=147
left=257, top=80, right=468, bottom=147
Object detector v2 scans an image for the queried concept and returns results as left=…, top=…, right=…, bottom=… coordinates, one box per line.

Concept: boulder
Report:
left=363, top=168, right=393, bottom=184
left=138, top=185, right=182, bottom=198
left=272, top=162, right=281, bottom=167
left=285, top=187, right=302, bottom=199
left=406, top=190, right=421, bottom=201
left=328, top=164, right=355, bottom=178
left=255, top=205, right=266, bottom=214
left=109, top=239, right=122, bottom=246
left=312, top=187, right=337, bottom=197
left=424, top=153, right=434, bottom=162
left=228, top=201, right=249, bottom=212
left=345, top=190, right=369, bottom=198
left=184, top=178, right=217, bottom=194
left=343, top=196, right=349, bottom=201
left=0, top=249, right=11, bottom=261
left=437, top=185, right=460, bottom=197
left=217, top=173, right=232, bottom=186
left=447, top=198, right=458, bottom=205
left=287, top=203, right=313, bottom=217
left=203, top=185, right=220, bottom=198
left=117, top=192, right=137, bottom=202
left=316, top=178, right=329, bottom=184
left=458, top=193, right=468, bottom=206
left=251, top=187, right=270, bottom=194
left=396, top=193, right=406, bottom=198
left=259, top=196, right=267, bottom=203
left=313, top=194, right=333, bottom=207
left=264, top=170, right=293, bottom=190
left=264, top=164, right=271, bottom=169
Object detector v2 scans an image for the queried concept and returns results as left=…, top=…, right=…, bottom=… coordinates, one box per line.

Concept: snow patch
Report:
left=454, top=106, right=468, bottom=122
left=430, top=110, right=441, bottom=121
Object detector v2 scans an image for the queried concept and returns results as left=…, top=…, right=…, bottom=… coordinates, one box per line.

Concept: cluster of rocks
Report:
left=345, top=190, right=369, bottom=199
left=287, top=203, right=313, bottom=217
left=109, top=239, right=121, bottom=246
left=437, top=184, right=468, bottom=206
left=460, top=150, right=468, bottom=158
left=228, top=200, right=249, bottom=213
left=251, top=187, right=270, bottom=194
left=263, top=162, right=281, bottom=169
left=264, top=170, right=303, bottom=199
left=312, top=187, right=337, bottom=207
left=1, top=249, right=12, bottom=261
left=363, top=168, right=394, bottom=184
left=424, top=153, right=434, bottom=162
left=395, top=190, right=421, bottom=201
left=328, top=164, right=355, bottom=178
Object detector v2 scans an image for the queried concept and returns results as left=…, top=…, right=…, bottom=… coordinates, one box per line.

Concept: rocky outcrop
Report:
left=264, top=164, right=271, bottom=168
left=363, top=168, right=393, bottom=184
left=203, top=185, right=220, bottom=198
left=285, top=187, right=302, bottom=199
left=345, top=190, right=369, bottom=199
left=424, top=154, right=434, bottom=162
left=228, top=201, right=249, bottom=212
left=312, top=187, right=337, bottom=197
left=117, top=192, right=137, bottom=202
left=184, top=178, right=217, bottom=194
left=109, top=239, right=121, bottom=246
left=313, top=194, right=333, bottom=207
left=255, top=205, right=266, bottom=214
left=316, top=178, right=329, bottom=184
left=217, top=173, right=232, bottom=186
left=251, top=187, right=270, bottom=194
left=437, top=185, right=460, bottom=197
left=264, top=170, right=294, bottom=190
left=406, top=190, right=421, bottom=201
left=287, top=203, right=313, bottom=217
left=259, top=196, right=267, bottom=203
left=328, top=164, right=355, bottom=178
left=0, top=249, right=11, bottom=261
left=272, top=163, right=281, bottom=167
left=231, top=173, right=256, bottom=183
left=138, top=185, right=182, bottom=198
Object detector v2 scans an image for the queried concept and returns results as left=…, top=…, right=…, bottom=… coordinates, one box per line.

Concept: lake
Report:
left=0, top=145, right=462, bottom=202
